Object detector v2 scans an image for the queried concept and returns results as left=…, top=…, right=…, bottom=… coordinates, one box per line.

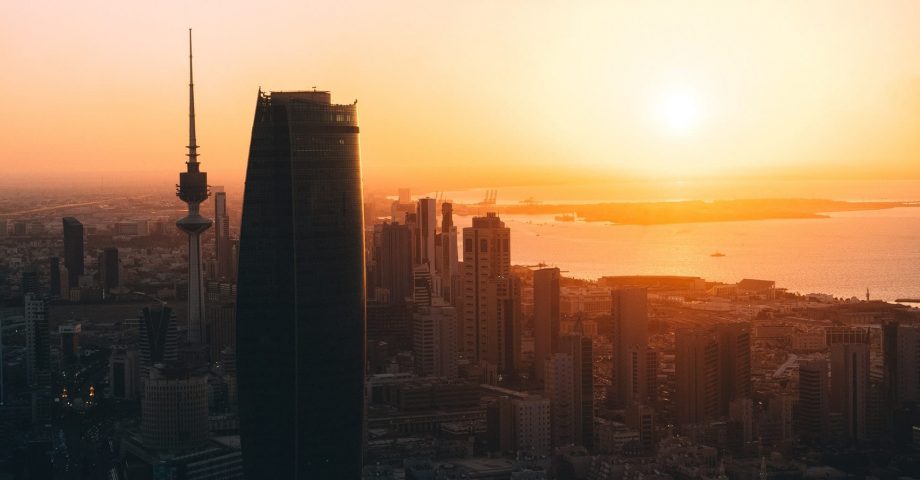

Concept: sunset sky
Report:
left=2, top=1, right=920, bottom=197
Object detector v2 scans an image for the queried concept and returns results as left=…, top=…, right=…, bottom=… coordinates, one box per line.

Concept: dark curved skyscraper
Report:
left=236, top=90, right=366, bottom=479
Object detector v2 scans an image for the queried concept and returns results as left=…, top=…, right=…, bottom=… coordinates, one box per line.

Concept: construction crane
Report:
left=478, top=189, right=498, bottom=205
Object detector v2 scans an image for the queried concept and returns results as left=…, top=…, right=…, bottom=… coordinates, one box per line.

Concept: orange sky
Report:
left=2, top=1, right=920, bottom=196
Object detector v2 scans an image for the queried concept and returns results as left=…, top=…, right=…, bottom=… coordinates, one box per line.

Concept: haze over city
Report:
left=2, top=2, right=920, bottom=480
left=4, top=1, right=920, bottom=197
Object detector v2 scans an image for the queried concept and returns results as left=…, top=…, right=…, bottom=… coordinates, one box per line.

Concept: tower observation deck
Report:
left=176, top=29, right=212, bottom=345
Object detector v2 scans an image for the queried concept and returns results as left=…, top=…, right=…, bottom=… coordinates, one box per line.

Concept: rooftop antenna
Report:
left=187, top=28, right=198, bottom=164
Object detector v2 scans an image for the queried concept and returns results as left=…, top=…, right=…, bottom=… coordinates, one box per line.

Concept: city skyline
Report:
left=2, top=4, right=920, bottom=479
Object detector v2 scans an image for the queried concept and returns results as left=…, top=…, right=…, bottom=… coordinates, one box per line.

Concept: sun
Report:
left=654, top=87, right=703, bottom=136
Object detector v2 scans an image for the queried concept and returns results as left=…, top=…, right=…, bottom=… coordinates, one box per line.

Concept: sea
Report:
left=454, top=207, right=920, bottom=302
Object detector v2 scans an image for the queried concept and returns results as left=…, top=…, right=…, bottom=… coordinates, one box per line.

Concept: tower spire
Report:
left=176, top=28, right=211, bottom=346
left=187, top=28, right=198, bottom=164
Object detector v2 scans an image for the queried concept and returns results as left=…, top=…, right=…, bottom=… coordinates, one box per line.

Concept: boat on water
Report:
left=555, top=213, right=577, bottom=222
left=710, top=252, right=726, bottom=257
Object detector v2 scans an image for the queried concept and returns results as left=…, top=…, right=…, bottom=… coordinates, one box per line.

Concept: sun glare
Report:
left=655, top=87, right=703, bottom=136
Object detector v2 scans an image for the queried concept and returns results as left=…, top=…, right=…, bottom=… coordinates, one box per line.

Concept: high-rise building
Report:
left=512, top=395, right=551, bottom=455
left=138, top=305, right=178, bottom=380
left=498, top=275, right=522, bottom=375
left=438, top=202, right=459, bottom=303
left=237, top=89, right=365, bottom=479
left=625, top=403, right=656, bottom=452
left=461, top=213, right=511, bottom=370
left=533, top=267, right=560, bottom=383
left=205, top=280, right=237, bottom=363
left=798, top=359, right=829, bottom=441
left=25, top=297, right=53, bottom=428
left=49, top=257, right=60, bottom=297
left=675, top=328, right=720, bottom=427
left=412, top=264, right=433, bottom=307
left=716, top=323, right=752, bottom=414
left=62, top=217, right=84, bottom=288
left=59, top=322, right=81, bottom=366
left=417, top=197, right=437, bottom=271
left=213, top=188, right=234, bottom=280
left=545, top=352, right=575, bottom=447
left=883, top=322, right=920, bottom=407
left=109, top=345, right=139, bottom=400
left=98, top=247, right=119, bottom=295
left=142, top=363, right=209, bottom=452
left=175, top=31, right=213, bottom=345
left=830, top=341, right=869, bottom=441
left=376, top=222, right=413, bottom=305
left=24, top=294, right=51, bottom=388
left=558, top=330, right=594, bottom=449
left=366, top=302, right=412, bottom=353
left=21, top=267, right=39, bottom=297
left=413, top=303, right=459, bottom=378
left=609, top=288, right=649, bottom=408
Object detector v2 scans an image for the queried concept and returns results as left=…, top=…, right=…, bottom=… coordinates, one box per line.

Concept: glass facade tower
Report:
left=236, top=90, right=366, bottom=479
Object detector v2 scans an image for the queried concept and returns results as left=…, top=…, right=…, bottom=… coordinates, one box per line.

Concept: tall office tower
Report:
left=545, top=353, right=575, bottom=447
left=675, top=329, right=720, bottom=427
left=558, top=330, right=594, bottom=449
left=237, top=89, right=365, bottom=479
left=205, top=280, right=237, bottom=363
left=109, top=345, right=139, bottom=400
left=59, top=323, right=81, bottom=366
left=830, top=342, right=869, bottom=441
left=895, top=324, right=920, bottom=403
left=512, top=395, right=552, bottom=455
left=413, top=303, right=458, bottom=378
left=49, top=257, right=60, bottom=297
left=729, top=397, right=754, bottom=447
left=883, top=323, right=920, bottom=407
left=625, top=403, right=656, bottom=452
left=175, top=31, right=212, bottom=345
left=21, top=267, right=39, bottom=297
left=646, top=349, right=659, bottom=404
left=768, top=393, right=794, bottom=442
left=461, top=213, right=511, bottom=368
left=138, top=305, right=179, bottom=380
left=716, top=323, right=752, bottom=415
left=417, top=197, right=437, bottom=270
left=98, top=247, right=119, bottom=295
left=609, top=288, right=649, bottom=408
left=533, top=267, right=560, bottom=383
left=377, top=222, right=413, bottom=304
left=498, top=275, right=522, bottom=374
left=486, top=396, right=516, bottom=453
left=142, top=363, right=209, bottom=452
left=798, top=359, right=829, bottom=441
left=413, top=264, right=433, bottom=306
left=58, top=264, right=69, bottom=300
left=62, top=217, right=84, bottom=288
left=213, top=188, right=234, bottom=280
left=883, top=322, right=899, bottom=411
left=438, top=202, right=459, bottom=302
left=24, top=294, right=51, bottom=387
